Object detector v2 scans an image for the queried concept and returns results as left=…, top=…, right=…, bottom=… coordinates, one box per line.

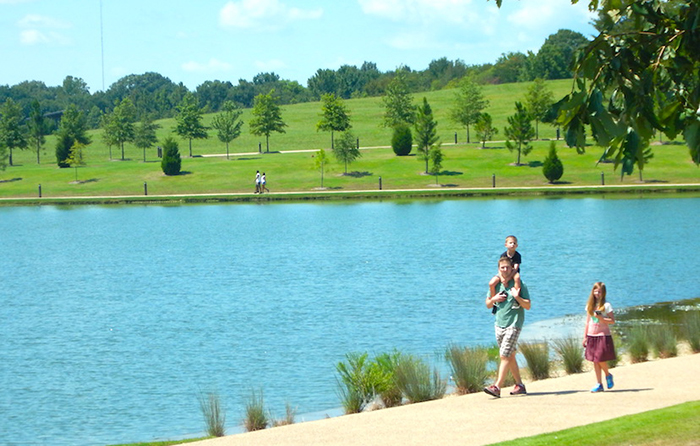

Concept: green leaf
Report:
left=683, top=120, right=700, bottom=166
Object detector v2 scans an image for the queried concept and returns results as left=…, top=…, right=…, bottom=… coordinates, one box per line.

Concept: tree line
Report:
left=0, top=29, right=587, bottom=126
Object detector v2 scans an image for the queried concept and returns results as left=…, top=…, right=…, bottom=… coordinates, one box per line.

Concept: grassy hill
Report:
left=2, top=79, right=698, bottom=200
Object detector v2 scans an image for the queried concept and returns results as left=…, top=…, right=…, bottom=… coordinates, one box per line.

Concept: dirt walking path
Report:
left=184, top=353, right=700, bottom=446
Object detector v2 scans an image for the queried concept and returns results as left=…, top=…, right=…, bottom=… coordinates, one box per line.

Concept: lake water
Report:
left=1, top=195, right=698, bottom=445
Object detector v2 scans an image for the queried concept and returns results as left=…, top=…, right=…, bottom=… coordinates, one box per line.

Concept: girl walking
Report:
left=583, top=282, right=616, bottom=392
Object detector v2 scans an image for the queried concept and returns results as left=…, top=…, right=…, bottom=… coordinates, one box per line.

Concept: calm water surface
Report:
left=1, top=196, right=698, bottom=445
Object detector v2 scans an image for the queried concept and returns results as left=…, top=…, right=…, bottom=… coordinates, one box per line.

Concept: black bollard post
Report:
left=492, top=174, right=496, bottom=188
left=454, top=132, right=457, bottom=144
left=258, top=142, right=262, bottom=153
left=379, top=176, right=382, bottom=190
left=38, top=184, right=42, bottom=198
left=356, top=138, right=360, bottom=149
left=601, top=172, right=605, bottom=185
left=144, top=182, right=148, bottom=196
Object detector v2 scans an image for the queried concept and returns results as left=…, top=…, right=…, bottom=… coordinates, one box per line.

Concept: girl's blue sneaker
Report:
left=591, top=383, right=604, bottom=393
left=606, top=374, right=614, bottom=389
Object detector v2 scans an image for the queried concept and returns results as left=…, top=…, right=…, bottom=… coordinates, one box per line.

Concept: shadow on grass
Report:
left=343, top=171, right=373, bottom=178
left=70, top=178, right=99, bottom=184
left=439, top=170, right=463, bottom=177
left=528, top=161, right=543, bottom=168
left=0, top=177, right=22, bottom=183
left=236, top=157, right=263, bottom=161
left=547, top=181, right=574, bottom=185
left=479, top=145, right=506, bottom=150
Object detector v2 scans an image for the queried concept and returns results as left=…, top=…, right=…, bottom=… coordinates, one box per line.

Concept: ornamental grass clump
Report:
left=373, top=351, right=404, bottom=408
left=198, top=392, right=226, bottom=437
left=393, top=354, right=446, bottom=403
left=243, top=389, right=268, bottom=432
left=336, top=352, right=382, bottom=414
left=681, top=311, right=700, bottom=353
left=445, top=345, right=489, bottom=394
left=271, top=403, right=296, bottom=427
left=648, top=323, right=678, bottom=358
left=519, top=340, right=551, bottom=380
left=553, top=336, right=584, bottom=375
left=627, top=325, right=650, bottom=363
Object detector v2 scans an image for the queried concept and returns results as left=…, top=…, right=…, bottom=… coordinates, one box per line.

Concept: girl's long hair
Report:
left=586, top=282, right=607, bottom=316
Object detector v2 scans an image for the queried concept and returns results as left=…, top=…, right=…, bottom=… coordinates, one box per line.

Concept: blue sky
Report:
left=0, top=0, right=597, bottom=93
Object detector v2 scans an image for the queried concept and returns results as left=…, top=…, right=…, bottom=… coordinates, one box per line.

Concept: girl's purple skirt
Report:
left=585, top=335, right=616, bottom=362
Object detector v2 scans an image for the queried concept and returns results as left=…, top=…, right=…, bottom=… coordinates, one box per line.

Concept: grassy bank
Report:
left=2, top=79, right=698, bottom=204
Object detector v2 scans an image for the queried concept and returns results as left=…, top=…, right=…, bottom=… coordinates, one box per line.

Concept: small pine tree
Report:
left=391, top=124, right=412, bottom=156
left=542, top=141, right=564, bottom=183
left=161, top=136, right=182, bottom=176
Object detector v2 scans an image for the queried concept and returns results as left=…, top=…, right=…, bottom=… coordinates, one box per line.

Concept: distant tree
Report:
left=65, top=142, right=86, bottom=182
left=428, top=145, right=444, bottom=185
left=414, top=97, right=440, bottom=174
left=249, top=89, right=287, bottom=153
left=382, top=70, right=416, bottom=128
left=524, top=79, right=554, bottom=139
left=317, top=93, right=351, bottom=150
left=526, top=30, right=590, bottom=80
left=0, top=143, right=6, bottom=172
left=491, top=52, right=529, bottom=84
left=133, top=116, right=161, bottom=162
left=102, top=97, right=137, bottom=160
left=26, top=100, right=48, bottom=164
left=160, top=136, right=181, bottom=176
left=55, top=104, right=91, bottom=168
left=333, top=130, right=361, bottom=174
left=391, top=124, right=413, bottom=156
left=308, top=69, right=338, bottom=98
left=474, top=113, right=498, bottom=148
left=174, top=92, right=209, bottom=157
left=314, top=148, right=329, bottom=188
left=504, top=102, right=535, bottom=165
left=196, top=80, right=233, bottom=112
left=211, top=101, right=244, bottom=160
left=0, top=98, right=28, bottom=166
left=449, top=77, right=489, bottom=143
left=542, top=141, right=564, bottom=183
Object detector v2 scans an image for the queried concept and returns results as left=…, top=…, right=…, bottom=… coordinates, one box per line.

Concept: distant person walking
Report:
left=254, top=170, right=261, bottom=194
left=484, top=256, right=531, bottom=398
left=261, top=172, right=269, bottom=193
left=583, top=282, right=616, bottom=392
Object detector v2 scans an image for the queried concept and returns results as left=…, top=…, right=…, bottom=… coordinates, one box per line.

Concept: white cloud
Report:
left=18, top=14, right=70, bottom=29
left=254, top=59, right=287, bottom=71
left=181, top=58, right=233, bottom=73
left=219, top=0, right=322, bottom=30
left=17, top=14, right=71, bottom=45
left=507, top=0, right=594, bottom=31
left=358, top=0, right=477, bottom=25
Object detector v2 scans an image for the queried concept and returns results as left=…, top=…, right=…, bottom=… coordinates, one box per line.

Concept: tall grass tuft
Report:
left=519, top=340, right=551, bottom=380
left=373, top=351, right=404, bottom=408
left=198, top=392, right=226, bottom=437
left=394, top=354, right=446, bottom=403
left=627, top=325, right=650, bottom=363
left=553, top=336, right=584, bottom=375
left=681, top=311, right=700, bottom=353
left=648, top=324, right=678, bottom=358
left=243, top=389, right=268, bottom=432
left=446, top=345, right=490, bottom=394
left=336, top=352, right=381, bottom=413
left=271, top=403, right=296, bottom=427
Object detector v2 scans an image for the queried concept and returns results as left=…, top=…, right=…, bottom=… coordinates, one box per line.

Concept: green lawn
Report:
left=2, top=79, right=698, bottom=200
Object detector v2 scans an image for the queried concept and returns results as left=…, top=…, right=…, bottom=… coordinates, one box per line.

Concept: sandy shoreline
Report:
left=182, top=353, right=700, bottom=446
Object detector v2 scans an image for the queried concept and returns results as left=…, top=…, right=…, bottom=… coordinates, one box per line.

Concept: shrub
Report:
left=681, top=311, right=700, bottom=353
left=519, top=340, right=551, bottom=380
left=198, top=392, right=226, bottom=437
left=161, top=136, right=182, bottom=175
left=648, top=324, right=678, bottom=358
left=394, top=354, right=446, bottom=403
left=553, top=336, right=584, bottom=375
left=336, top=352, right=381, bottom=413
left=243, top=389, right=268, bottom=432
left=542, top=141, right=564, bottom=183
left=445, top=345, right=490, bottom=394
left=372, top=351, right=404, bottom=408
left=391, top=124, right=412, bottom=156
left=627, top=325, right=650, bottom=363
